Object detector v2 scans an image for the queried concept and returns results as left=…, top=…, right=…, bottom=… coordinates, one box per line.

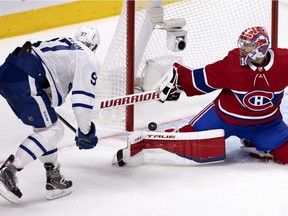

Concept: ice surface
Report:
left=0, top=2, right=288, bottom=215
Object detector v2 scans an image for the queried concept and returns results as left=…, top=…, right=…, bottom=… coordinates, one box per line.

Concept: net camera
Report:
left=156, top=18, right=187, bottom=52
left=166, top=29, right=187, bottom=52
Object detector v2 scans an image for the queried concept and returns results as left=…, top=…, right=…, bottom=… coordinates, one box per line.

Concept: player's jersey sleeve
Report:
left=71, top=50, right=100, bottom=134
left=175, top=49, right=238, bottom=96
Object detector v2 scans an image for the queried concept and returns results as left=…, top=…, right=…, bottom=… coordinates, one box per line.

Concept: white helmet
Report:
left=75, top=26, right=100, bottom=52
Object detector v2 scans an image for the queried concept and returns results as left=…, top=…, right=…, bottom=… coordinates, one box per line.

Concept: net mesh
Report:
left=79, top=0, right=273, bottom=129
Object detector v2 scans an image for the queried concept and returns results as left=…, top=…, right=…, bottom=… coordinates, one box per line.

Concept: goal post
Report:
left=126, top=0, right=135, bottom=131
left=93, top=0, right=279, bottom=131
left=271, top=0, right=279, bottom=48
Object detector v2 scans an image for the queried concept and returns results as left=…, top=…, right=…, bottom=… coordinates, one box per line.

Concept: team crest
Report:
left=243, top=90, right=274, bottom=111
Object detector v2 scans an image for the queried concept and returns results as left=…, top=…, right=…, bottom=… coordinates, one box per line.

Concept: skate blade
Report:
left=46, top=188, right=72, bottom=200
left=0, top=182, right=20, bottom=204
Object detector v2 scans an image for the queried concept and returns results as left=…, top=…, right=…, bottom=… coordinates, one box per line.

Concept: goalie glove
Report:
left=154, top=67, right=182, bottom=103
left=75, top=122, right=98, bottom=150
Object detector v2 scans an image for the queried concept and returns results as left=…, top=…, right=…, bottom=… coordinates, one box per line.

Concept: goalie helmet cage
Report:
left=94, top=0, right=279, bottom=132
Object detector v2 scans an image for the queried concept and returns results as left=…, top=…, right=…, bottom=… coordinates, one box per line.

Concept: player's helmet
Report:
left=75, top=26, right=100, bottom=52
left=237, top=26, right=270, bottom=66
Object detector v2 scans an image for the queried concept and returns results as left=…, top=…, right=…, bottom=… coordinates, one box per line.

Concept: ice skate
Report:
left=240, top=139, right=273, bottom=160
left=44, top=163, right=72, bottom=200
left=0, top=155, right=22, bottom=203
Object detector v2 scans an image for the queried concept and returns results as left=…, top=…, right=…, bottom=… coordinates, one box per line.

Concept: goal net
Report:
left=59, top=0, right=278, bottom=132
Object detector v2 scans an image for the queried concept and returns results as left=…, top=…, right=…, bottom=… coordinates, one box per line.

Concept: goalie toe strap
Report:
left=240, top=146, right=273, bottom=159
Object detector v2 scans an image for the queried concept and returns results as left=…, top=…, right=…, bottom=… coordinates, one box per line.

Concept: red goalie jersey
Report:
left=176, top=48, right=288, bottom=125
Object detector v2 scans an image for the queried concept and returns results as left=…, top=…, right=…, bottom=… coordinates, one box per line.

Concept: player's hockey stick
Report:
left=57, top=114, right=76, bottom=133
left=98, top=90, right=160, bottom=109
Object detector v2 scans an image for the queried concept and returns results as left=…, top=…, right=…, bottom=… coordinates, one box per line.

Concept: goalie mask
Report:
left=75, top=26, right=100, bottom=52
left=237, top=26, right=270, bottom=66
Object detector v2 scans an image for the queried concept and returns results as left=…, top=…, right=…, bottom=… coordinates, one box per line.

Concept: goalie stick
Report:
left=58, top=91, right=160, bottom=133
left=98, top=90, right=160, bottom=109
left=98, top=64, right=184, bottom=109
left=98, top=72, right=179, bottom=109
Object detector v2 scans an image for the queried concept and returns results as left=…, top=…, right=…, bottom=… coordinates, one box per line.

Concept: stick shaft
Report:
left=99, top=90, right=160, bottom=109
left=57, top=114, right=76, bottom=133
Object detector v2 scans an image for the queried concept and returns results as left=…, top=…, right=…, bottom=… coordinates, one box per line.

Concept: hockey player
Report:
left=0, top=26, right=100, bottom=203
left=157, top=26, right=288, bottom=164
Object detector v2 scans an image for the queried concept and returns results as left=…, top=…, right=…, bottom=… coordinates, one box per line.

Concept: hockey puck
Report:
left=148, top=122, right=157, bottom=131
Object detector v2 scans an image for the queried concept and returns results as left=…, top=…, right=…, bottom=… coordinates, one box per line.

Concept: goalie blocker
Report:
left=113, top=129, right=225, bottom=167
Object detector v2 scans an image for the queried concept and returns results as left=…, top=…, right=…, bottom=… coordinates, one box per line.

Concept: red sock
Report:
left=270, top=141, right=288, bottom=164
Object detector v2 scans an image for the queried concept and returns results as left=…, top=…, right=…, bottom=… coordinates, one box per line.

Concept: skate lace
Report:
left=49, top=168, right=61, bottom=178
left=10, top=172, right=17, bottom=188
left=49, top=167, right=66, bottom=184
left=59, top=176, right=66, bottom=184
left=4, top=166, right=18, bottom=189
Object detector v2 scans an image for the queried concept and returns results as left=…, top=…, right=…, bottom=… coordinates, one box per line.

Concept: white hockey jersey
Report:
left=31, top=37, right=100, bottom=134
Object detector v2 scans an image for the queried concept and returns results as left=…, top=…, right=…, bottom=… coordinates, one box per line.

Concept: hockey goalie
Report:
left=114, top=26, right=288, bottom=166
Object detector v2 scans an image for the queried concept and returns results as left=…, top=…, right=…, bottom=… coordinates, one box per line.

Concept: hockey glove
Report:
left=154, top=67, right=182, bottom=103
left=75, top=122, right=98, bottom=150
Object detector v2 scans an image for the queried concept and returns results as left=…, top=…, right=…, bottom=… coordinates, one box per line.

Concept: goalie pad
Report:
left=112, top=129, right=225, bottom=167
